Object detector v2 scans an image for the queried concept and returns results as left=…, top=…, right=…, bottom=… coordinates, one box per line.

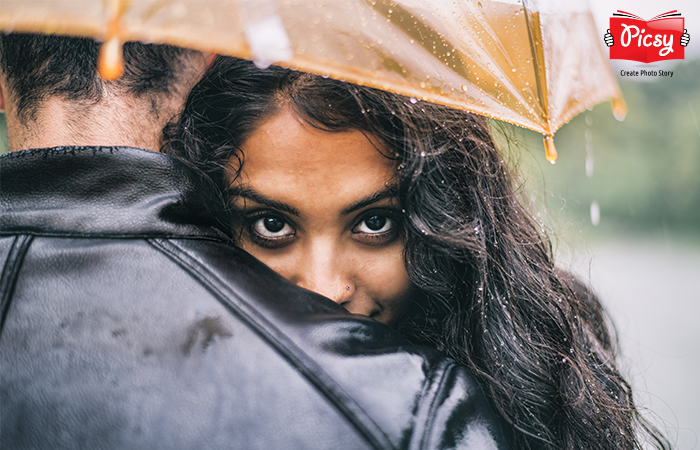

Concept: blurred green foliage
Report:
left=503, top=58, right=700, bottom=239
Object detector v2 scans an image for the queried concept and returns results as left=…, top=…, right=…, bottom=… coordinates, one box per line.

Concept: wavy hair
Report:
left=164, top=56, right=669, bottom=450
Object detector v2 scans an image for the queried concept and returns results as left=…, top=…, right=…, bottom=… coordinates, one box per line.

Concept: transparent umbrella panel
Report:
left=0, top=0, right=624, bottom=159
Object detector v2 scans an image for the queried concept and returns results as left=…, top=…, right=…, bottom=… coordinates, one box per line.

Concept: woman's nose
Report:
left=290, top=246, right=377, bottom=317
left=293, top=256, right=354, bottom=304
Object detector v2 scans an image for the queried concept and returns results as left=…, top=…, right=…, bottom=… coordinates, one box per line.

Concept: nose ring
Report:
left=346, top=286, right=350, bottom=290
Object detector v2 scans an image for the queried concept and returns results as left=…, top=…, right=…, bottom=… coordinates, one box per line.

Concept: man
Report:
left=0, top=34, right=510, bottom=449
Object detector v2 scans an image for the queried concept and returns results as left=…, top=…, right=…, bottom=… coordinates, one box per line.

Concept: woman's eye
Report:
left=354, top=214, right=394, bottom=234
left=251, top=215, right=295, bottom=238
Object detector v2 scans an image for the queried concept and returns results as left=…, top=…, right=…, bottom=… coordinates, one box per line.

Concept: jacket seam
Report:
left=147, top=237, right=396, bottom=450
left=0, top=235, right=33, bottom=337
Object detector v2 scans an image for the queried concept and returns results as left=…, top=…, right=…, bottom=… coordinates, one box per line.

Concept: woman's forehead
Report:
left=229, top=109, right=397, bottom=211
left=235, top=109, right=394, bottom=177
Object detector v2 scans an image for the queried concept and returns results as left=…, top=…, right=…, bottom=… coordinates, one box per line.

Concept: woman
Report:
left=165, top=56, right=669, bottom=450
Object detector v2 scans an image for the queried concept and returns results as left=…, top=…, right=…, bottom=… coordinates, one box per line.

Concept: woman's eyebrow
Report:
left=228, top=186, right=300, bottom=216
left=342, top=185, right=398, bottom=216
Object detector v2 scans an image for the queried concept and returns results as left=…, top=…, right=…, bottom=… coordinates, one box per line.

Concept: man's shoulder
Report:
left=0, top=145, right=228, bottom=240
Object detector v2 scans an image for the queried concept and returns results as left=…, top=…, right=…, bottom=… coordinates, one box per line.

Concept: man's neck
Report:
left=6, top=92, right=169, bottom=153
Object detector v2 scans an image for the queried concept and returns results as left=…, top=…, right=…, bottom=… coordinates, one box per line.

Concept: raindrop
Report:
left=585, top=114, right=594, bottom=178
left=511, top=67, right=517, bottom=73
left=586, top=153, right=594, bottom=178
left=590, top=201, right=600, bottom=226
left=409, top=97, right=419, bottom=104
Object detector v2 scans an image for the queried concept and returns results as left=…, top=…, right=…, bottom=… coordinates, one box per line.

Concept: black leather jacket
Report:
left=0, top=146, right=510, bottom=450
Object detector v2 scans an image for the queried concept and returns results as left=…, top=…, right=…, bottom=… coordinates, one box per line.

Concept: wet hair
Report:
left=0, top=33, right=197, bottom=123
left=165, top=56, right=670, bottom=450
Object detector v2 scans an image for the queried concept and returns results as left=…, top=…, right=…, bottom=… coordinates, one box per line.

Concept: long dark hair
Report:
left=165, top=56, right=669, bottom=450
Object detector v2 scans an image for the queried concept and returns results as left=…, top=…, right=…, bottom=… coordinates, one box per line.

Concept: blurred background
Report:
left=506, top=55, right=699, bottom=448
left=505, top=0, right=700, bottom=445
left=1, top=0, right=698, bottom=447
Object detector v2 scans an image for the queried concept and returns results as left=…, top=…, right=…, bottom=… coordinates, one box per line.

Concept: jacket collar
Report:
left=0, top=146, right=230, bottom=240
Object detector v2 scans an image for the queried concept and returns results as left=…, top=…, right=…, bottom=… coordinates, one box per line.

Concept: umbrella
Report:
left=0, top=0, right=625, bottom=161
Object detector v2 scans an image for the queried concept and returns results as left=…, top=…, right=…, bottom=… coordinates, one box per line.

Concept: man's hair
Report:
left=0, top=33, right=196, bottom=122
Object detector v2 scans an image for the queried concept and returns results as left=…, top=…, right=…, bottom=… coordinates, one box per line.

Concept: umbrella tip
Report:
left=544, top=135, right=557, bottom=163
left=98, top=36, right=124, bottom=81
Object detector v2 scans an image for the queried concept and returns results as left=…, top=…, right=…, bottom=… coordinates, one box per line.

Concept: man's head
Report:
left=0, top=33, right=206, bottom=152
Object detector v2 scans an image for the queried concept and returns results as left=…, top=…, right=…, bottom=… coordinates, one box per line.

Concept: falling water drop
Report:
left=585, top=113, right=594, bottom=178
left=590, top=201, right=600, bottom=226
left=585, top=153, right=594, bottom=178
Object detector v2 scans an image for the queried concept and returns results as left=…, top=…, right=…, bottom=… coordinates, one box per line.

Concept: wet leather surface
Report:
left=0, top=147, right=510, bottom=449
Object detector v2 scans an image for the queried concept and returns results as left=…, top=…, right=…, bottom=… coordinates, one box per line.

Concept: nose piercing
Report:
left=346, top=286, right=350, bottom=290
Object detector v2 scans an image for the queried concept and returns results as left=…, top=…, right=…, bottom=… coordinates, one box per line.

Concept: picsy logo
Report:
left=604, top=11, right=690, bottom=63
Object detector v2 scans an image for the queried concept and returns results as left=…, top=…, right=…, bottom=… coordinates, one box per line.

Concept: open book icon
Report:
left=608, top=11, right=687, bottom=63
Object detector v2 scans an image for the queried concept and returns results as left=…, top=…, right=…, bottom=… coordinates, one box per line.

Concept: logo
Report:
left=604, top=11, right=690, bottom=63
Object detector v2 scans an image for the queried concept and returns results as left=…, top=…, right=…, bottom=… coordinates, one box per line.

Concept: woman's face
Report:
left=228, top=108, right=413, bottom=324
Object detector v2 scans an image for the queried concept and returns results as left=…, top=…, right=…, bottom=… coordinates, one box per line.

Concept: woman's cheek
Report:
left=361, top=246, right=414, bottom=323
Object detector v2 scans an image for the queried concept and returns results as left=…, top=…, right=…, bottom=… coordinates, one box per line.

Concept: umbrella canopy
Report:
left=0, top=0, right=624, bottom=161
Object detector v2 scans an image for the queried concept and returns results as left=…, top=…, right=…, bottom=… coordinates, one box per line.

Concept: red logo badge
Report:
left=604, top=11, right=690, bottom=63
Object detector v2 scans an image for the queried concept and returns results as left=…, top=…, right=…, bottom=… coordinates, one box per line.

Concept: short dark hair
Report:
left=0, top=33, right=196, bottom=122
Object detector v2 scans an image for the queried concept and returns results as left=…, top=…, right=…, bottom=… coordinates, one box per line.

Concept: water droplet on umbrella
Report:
left=410, top=97, right=419, bottom=104
left=612, top=98, right=627, bottom=121
left=543, top=135, right=557, bottom=163
left=98, top=35, right=124, bottom=81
